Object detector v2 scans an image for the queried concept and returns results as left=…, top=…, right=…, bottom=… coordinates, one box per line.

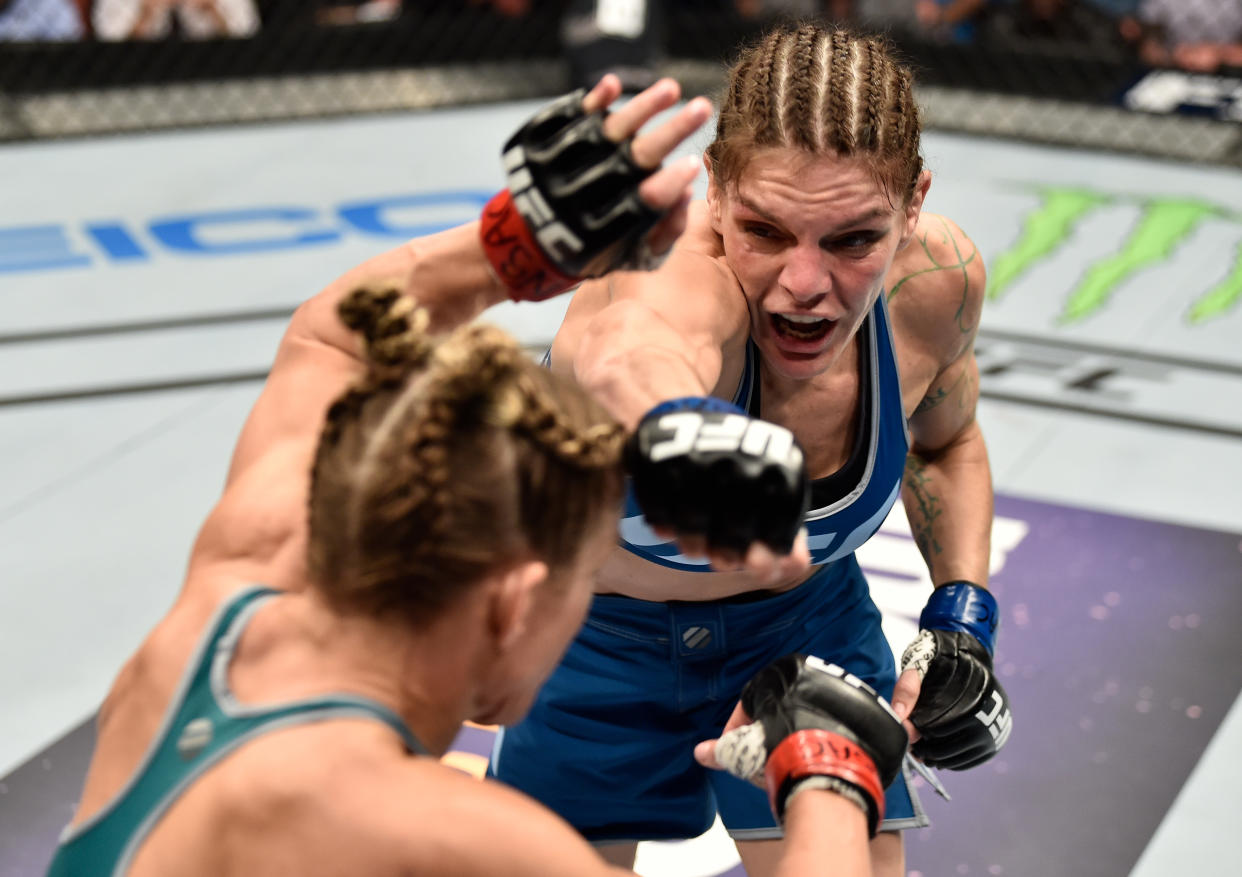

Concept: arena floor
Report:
left=2, top=99, right=1240, bottom=877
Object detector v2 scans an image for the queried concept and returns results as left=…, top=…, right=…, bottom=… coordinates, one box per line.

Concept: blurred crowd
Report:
left=0, top=0, right=405, bottom=41
left=1, top=0, right=1240, bottom=75
left=878, top=0, right=1242, bottom=72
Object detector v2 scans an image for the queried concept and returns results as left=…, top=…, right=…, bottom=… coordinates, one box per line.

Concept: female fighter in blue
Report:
left=490, top=23, right=1013, bottom=877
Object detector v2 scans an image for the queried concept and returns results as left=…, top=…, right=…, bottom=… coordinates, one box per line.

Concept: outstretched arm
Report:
left=695, top=656, right=911, bottom=877
left=777, top=792, right=873, bottom=877
left=226, top=77, right=710, bottom=488
left=183, top=76, right=712, bottom=592
left=415, top=752, right=874, bottom=877
left=552, top=204, right=812, bottom=577
left=560, top=243, right=748, bottom=431
left=433, top=656, right=887, bottom=877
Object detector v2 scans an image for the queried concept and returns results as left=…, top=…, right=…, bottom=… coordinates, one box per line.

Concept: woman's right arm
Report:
left=778, top=791, right=873, bottom=877
left=180, top=78, right=711, bottom=595
left=183, top=221, right=512, bottom=593
left=393, top=762, right=873, bottom=877
left=560, top=244, right=750, bottom=431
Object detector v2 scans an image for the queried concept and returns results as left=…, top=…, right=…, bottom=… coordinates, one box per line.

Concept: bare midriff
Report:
left=593, top=547, right=819, bottom=603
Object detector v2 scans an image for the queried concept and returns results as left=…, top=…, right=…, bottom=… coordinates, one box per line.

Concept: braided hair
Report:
left=707, top=23, right=924, bottom=205
left=308, top=287, right=627, bottom=625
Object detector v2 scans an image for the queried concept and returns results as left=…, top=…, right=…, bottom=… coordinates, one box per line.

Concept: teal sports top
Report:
left=46, top=586, right=427, bottom=877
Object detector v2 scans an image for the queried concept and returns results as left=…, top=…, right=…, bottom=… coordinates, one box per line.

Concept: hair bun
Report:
left=338, top=287, right=432, bottom=370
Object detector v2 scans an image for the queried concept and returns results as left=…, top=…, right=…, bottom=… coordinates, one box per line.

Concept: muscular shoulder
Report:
left=886, top=212, right=986, bottom=368
left=185, top=447, right=313, bottom=593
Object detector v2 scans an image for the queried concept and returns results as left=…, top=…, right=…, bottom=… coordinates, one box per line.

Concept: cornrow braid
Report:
left=826, top=29, right=855, bottom=155
left=338, top=286, right=434, bottom=372
left=784, top=24, right=820, bottom=152
left=718, top=49, right=752, bottom=144
left=863, top=39, right=883, bottom=153
left=512, top=374, right=628, bottom=470
left=318, top=287, right=426, bottom=450
left=708, top=23, right=924, bottom=205
left=398, top=325, right=528, bottom=544
left=898, top=68, right=924, bottom=198
left=751, top=29, right=780, bottom=146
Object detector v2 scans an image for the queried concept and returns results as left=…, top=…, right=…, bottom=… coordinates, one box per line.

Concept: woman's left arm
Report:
left=889, top=218, right=1013, bottom=770
left=898, top=214, right=991, bottom=587
left=903, top=351, right=992, bottom=587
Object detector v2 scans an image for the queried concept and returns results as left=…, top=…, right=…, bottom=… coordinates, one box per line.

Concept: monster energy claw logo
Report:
left=987, top=185, right=1242, bottom=325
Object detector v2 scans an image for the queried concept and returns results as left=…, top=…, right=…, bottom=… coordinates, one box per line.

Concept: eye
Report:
left=832, top=231, right=883, bottom=251
left=743, top=223, right=778, bottom=240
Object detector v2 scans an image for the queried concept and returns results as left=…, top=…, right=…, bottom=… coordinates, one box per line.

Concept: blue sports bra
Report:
left=618, top=293, right=910, bottom=571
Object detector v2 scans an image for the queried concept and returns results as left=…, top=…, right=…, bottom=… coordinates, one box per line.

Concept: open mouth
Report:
left=770, top=313, right=834, bottom=344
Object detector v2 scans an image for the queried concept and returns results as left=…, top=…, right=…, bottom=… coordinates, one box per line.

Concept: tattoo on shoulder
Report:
left=887, top=217, right=980, bottom=335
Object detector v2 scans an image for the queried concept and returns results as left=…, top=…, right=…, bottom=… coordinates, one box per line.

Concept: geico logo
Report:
left=0, top=191, right=493, bottom=274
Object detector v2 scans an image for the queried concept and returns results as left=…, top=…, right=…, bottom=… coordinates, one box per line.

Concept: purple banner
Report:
left=905, top=496, right=1242, bottom=877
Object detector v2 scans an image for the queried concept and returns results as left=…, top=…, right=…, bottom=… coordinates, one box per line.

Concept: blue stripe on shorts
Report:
left=488, top=553, right=927, bottom=841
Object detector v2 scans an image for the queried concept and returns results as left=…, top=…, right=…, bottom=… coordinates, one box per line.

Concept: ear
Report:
left=897, top=169, right=932, bottom=250
left=704, top=155, right=725, bottom=235
left=486, top=559, right=548, bottom=653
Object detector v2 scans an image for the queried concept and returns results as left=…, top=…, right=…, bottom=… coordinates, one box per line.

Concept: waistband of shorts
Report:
left=586, top=555, right=864, bottom=644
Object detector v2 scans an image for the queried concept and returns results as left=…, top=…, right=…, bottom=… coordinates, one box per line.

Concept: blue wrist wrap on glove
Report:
left=919, top=581, right=999, bottom=656
left=645, top=396, right=747, bottom=418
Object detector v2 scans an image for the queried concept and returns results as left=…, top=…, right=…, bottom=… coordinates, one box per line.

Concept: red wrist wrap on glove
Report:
left=765, top=729, right=886, bottom=825
left=479, top=189, right=579, bottom=302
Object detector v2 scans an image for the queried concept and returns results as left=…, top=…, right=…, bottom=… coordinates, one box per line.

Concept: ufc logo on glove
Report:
left=975, top=689, right=1013, bottom=748
left=648, top=412, right=802, bottom=468
left=625, top=398, right=811, bottom=555
left=503, top=145, right=585, bottom=262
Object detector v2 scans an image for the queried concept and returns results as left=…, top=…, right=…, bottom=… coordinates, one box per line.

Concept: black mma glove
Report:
left=479, top=88, right=664, bottom=302
left=713, top=655, right=909, bottom=837
left=624, top=397, right=810, bottom=556
left=901, top=582, right=1013, bottom=770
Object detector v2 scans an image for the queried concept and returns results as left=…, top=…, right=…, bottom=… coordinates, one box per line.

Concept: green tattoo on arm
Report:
left=914, top=386, right=948, bottom=415
left=913, top=361, right=972, bottom=415
left=904, top=454, right=943, bottom=564
left=887, top=217, right=980, bottom=335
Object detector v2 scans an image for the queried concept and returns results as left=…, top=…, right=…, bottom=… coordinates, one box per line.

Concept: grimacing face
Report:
left=708, top=147, right=928, bottom=383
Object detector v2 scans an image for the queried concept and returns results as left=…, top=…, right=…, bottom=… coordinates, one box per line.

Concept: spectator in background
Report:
left=0, top=0, right=84, bottom=40
left=854, top=0, right=915, bottom=30
left=562, top=0, right=663, bottom=92
left=470, top=0, right=531, bottom=16
left=315, top=0, right=402, bottom=26
left=734, top=0, right=855, bottom=21
left=1123, top=0, right=1242, bottom=72
left=93, top=0, right=259, bottom=39
left=989, top=0, right=1127, bottom=50
left=913, top=0, right=997, bottom=42
left=1082, top=0, right=1137, bottom=16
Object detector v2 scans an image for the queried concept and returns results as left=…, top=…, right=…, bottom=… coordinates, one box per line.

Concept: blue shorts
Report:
left=488, top=554, right=927, bottom=842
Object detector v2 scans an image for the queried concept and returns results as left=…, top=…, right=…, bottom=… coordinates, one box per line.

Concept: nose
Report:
left=777, top=244, right=830, bottom=304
